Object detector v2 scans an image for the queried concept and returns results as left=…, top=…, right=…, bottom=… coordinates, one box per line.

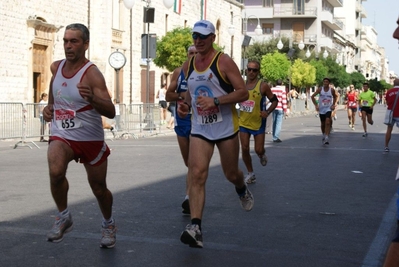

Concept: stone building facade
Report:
left=0, top=0, right=243, bottom=104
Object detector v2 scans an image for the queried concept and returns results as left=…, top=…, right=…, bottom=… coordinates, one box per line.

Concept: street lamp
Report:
left=305, top=45, right=328, bottom=59
left=228, top=13, right=262, bottom=74
left=123, top=0, right=173, bottom=130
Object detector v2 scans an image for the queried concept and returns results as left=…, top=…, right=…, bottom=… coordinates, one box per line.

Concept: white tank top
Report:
left=187, top=52, right=239, bottom=140
left=318, top=87, right=333, bottom=114
left=51, top=59, right=104, bottom=141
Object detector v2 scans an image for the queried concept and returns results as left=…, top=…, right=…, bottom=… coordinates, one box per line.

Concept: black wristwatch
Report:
left=214, top=97, right=220, bottom=106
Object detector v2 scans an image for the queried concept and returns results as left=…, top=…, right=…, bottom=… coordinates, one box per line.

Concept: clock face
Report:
left=109, top=51, right=126, bottom=70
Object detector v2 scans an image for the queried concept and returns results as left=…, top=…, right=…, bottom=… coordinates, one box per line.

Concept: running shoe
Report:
left=47, top=214, right=73, bottom=243
left=362, top=132, right=368, bottom=137
left=100, top=224, right=117, bottom=248
left=180, top=224, right=203, bottom=248
left=260, top=154, right=268, bottom=166
left=351, top=125, right=355, bottom=131
left=181, top=199, right=190, bottom=215
left=323, top=136, right=329, bottom=145
left=245, top=173, right=256, bottom=184
left=239, top=187, right=254, bottom=211
left=384, top=147, right=390, bottom=153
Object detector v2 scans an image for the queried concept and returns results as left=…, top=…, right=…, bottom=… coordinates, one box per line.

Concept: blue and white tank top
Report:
left=187, top=52, right=239, bottom=140
left=175, top=68, right=191, bottom=127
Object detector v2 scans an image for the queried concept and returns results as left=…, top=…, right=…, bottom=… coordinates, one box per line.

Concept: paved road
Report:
left=0, top=104, right=398, bottom=267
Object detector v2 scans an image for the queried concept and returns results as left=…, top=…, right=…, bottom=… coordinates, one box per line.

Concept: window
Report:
left=263, top=0, right=273, bottom=7
left=294, top=0, right=304, bottom=15
left=262, top=23, right=274, bottom=35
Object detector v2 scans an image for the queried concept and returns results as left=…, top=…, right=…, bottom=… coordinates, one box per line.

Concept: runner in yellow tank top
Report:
left=238, top=60, right=277, bottom=184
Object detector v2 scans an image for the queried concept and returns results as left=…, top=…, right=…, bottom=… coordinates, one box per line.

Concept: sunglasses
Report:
left=192, top=33, right=212, bottom=40
left=247, top=68, right=259, bottom=72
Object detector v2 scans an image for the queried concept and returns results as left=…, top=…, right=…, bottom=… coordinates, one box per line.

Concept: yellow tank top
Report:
left=239, top=80, right=263, bottom=130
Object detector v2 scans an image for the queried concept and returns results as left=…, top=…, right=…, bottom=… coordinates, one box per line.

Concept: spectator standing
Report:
left=383, top=79, right=399, bottom=153
left=39, top=92, right=49, bottom=142
left=381, top=17, right=399, bottom=267
left=270, top=79, right=287, bottom=142
left=156, top=83, right=167, bottom=124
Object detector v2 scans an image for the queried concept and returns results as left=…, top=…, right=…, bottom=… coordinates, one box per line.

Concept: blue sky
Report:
left=362, top=0, right=398, bottom=76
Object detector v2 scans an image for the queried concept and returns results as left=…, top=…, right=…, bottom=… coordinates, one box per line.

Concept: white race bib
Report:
left=321, top=99, right=331, bottom=106
left=240, top=100, right=255, bottom=113
left=54, top=109, right=82, bottom=130
left=196, top=106, right=223, bottom=125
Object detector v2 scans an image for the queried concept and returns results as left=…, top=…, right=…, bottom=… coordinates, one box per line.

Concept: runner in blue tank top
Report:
left=166, top=45, right=197, bottom=215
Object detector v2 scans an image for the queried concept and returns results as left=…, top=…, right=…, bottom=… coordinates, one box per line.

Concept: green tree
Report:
left=291, top=59, right=316, bottom=89
left=153, top=27, right=193, bottom=72
left=260, top=51, right=290, bottom=83
left=349, top=71, right=366, bottom=90
left=323, top=57, right=350, bottom=88
left=309, top=59, right=328, bottom=87
left=154, top=27, right=224, bottom=72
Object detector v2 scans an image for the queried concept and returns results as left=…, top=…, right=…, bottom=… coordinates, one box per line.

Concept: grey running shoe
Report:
left=239, top=187, right=254, bottom=211
left=180, top=224, right=203, bottom=248
left=384, top=147, right=390, bottom=153
left=323, top=136, right=329, bottom=145
left=181, top=199, right=190, bottom=215
left=362, top=132, right=368, bottom=137
left=260, top=154, right=268, bottom=166
left=47, top=214, right=73, bottom=243
left=100, top=224, right=117, bottom=248
left=245, top=173, right=256, bottom=184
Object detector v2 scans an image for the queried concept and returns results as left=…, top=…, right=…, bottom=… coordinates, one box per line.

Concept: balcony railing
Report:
left=274, top=7, right=317, bottom=17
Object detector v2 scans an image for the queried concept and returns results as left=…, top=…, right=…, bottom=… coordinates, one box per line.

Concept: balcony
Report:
left=326, top=0, right=343, bottom=7
left=321, top=11, right=343, bottom=31
left=273, top=6, right=317, bottom=18
left=355, top=2, right=367, bottom=18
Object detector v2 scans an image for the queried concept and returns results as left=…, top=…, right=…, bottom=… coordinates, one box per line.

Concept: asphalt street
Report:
left=0, top=104, right=398, bottom=267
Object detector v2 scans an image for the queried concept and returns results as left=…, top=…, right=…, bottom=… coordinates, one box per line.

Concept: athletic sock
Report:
left=235, top=185, right=247, bottom=197
left=59, top=208, right=69, bottom=218
left=102, top=217, right=115, bottom=227
left=191, top=218, right=201, bottom=230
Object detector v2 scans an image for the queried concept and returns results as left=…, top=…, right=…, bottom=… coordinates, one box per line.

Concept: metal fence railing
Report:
left=0, top=100, right=313, bottom=147
left=0, top=102, right=170, bottom=148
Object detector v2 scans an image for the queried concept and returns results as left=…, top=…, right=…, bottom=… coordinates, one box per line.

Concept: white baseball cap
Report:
left=192, top=20, right=215, bottom=35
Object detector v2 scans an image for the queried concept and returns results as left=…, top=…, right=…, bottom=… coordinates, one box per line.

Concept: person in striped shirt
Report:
left=270, top=80, right=288, bottom=142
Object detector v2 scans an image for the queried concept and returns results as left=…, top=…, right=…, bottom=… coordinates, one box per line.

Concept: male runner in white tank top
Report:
left=42, top=23, right=117, bottom=248
left=311, top=77, right=338, bottom=145
left=177, top=20, right=254, bottom=248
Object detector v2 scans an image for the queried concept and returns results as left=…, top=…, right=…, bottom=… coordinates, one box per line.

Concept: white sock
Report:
left=102, top=217, right=115, bottom=227
left=59, top=208, right=69, bottom=218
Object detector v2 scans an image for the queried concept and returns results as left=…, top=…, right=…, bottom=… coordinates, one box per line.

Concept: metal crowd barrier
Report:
left=0, top=102, right=172, bottom=147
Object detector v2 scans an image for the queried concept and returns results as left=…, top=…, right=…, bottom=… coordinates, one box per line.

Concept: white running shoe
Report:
left=245, top=173, right=256, bottom=184
left=239, top=187, right=254, bottom=211
left=100, top=224, right=117, bottom=248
